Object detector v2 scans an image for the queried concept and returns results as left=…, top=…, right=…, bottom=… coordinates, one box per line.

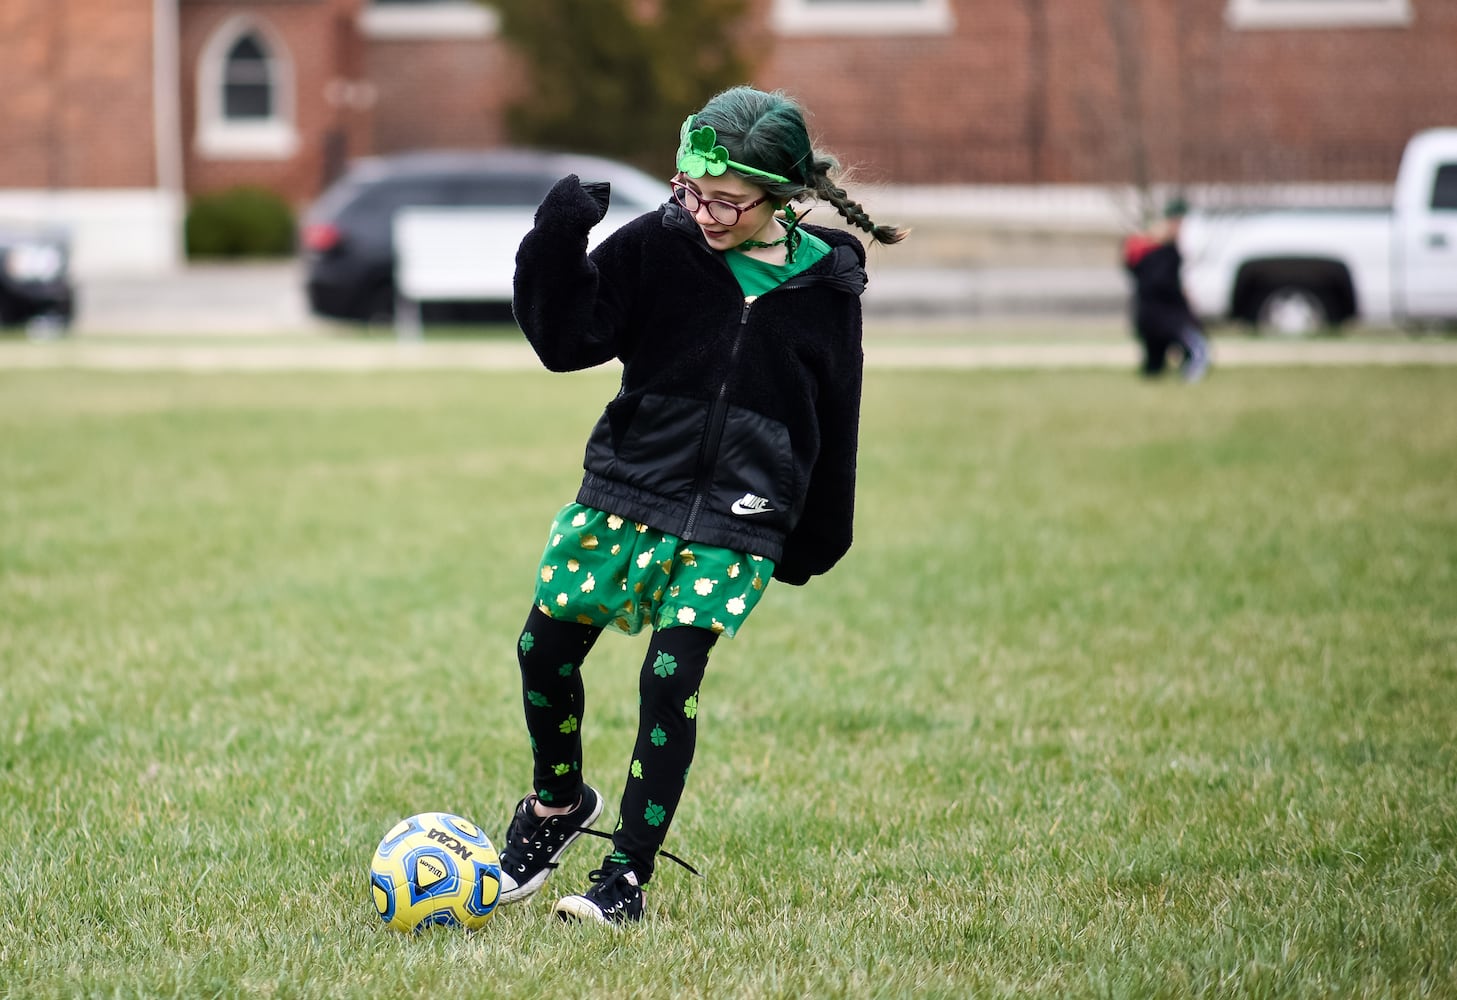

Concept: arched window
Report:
left=223, top=34, right=273, bottom=120
left=196, top=17, right=298, bottom=159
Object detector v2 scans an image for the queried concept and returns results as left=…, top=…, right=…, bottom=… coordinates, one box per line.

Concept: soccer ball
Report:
left=369, top=812, right=502, bottom=933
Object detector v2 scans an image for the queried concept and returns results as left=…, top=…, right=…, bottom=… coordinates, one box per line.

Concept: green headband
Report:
left=676, top=116, right=791, bottom=185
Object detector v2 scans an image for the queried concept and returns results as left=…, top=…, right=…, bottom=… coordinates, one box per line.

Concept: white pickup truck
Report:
left=1181, top=128, right=1457, bottom=334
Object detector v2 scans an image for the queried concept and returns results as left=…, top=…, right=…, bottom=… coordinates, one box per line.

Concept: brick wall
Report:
left=1174, top=1, right=1457, bottom=182
left=0, top=0, right=157, bottom=189
left=752, top=2, right=1040, bottom=184
left=754, top=0, right=1457, bottom=185
left=170, top=0, right=1457, bottom=196
left=366, top=35, right=526, bottom=153
left=5, top=0, right=1453, bottom=204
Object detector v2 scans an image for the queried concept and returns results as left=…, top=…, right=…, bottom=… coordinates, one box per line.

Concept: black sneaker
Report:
left=497, top=786, right=603, bottom=904
left=553, top=857, right=644, bottom=925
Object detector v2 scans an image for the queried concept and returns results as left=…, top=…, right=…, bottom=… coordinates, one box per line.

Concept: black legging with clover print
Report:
left=516, top=606, right=717, bottom=883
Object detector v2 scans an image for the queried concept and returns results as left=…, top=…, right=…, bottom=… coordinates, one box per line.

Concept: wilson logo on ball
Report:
left=414, top=854, right=450, bottom=889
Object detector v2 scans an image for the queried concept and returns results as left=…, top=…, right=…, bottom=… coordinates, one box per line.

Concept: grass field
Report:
left=2, top=363, right=1454, bottom=999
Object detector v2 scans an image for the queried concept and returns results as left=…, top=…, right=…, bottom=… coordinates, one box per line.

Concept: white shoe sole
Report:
left=552, top=895, right=610, bottom=923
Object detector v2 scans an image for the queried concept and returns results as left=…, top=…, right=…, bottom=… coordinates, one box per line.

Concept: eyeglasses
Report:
left=669, top=179, right=769, bottom=227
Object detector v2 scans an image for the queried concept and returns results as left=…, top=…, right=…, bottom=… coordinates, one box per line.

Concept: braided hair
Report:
left=690, top=86, right=908, bottom=247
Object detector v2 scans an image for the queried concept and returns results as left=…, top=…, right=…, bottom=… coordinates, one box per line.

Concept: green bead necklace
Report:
left=737, top=205, right=804, bottom=262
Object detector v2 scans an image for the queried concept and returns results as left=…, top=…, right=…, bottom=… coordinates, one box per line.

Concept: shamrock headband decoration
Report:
left=676, top=116, right=791, bottom=185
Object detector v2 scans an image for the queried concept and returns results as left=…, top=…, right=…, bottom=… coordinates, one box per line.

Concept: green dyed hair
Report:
left=688, top=86, right=907, bottom=247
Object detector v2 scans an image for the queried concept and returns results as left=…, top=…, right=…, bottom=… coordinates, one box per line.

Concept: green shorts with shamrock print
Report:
left=532, top=502, right=774, bottom=638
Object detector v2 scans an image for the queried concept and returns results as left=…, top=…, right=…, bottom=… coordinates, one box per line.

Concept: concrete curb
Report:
left=68, top=260, right=1131, bottom=335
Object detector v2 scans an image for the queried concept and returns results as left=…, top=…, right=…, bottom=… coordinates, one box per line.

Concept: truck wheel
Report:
left=1254, top=285, right=1330, bottom=337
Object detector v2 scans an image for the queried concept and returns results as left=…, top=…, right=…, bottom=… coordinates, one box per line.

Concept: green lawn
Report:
left=2, top=366, right=1454, bottom=999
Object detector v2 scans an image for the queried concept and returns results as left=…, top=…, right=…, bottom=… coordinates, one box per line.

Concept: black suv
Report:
left=301, top=149, right=666, bottom=324
left=0, top=224, right=74, bottom=332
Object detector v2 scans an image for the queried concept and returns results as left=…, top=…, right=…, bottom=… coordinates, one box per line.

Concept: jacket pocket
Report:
left=584, top=393, right=708, bottom=500
left=709, top=406, right=798, bottom=531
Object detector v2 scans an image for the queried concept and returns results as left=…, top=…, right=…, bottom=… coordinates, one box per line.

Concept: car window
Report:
left=1432, top=164, right=1457, bottom=211
left=449, top=174, right=556, bottom=207
left=341, top=177, right=456, bottom=224
left=308, top=176, right=370, bottom=220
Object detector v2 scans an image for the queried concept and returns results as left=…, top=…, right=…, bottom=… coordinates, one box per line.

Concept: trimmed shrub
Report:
left=185, top=186, right=296, bottom=258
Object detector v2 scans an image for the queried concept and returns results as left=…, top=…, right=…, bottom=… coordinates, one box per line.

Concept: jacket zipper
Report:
left=666, top=210, right=853, bottom=538
left=683, top=296, right=755, bottom=538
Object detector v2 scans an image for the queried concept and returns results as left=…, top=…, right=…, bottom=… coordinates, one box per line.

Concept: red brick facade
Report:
left=1172, top=6, right=1456, bottom=183
left=0, top=0, right=158, bottom=189
left=756, top=0, right=1457, bottom=185
left=366, top=33, right=525, bottom=152
left=3, top=0, right=1454, bottom=206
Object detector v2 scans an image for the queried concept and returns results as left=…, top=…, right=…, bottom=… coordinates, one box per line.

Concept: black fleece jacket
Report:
left=1124, top=237, right=1198, bottom=337
left=512, top=175, right=868, bottom=586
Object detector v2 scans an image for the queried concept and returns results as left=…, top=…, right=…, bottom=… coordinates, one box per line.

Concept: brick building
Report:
left=0, top=0, right=375, bottom=274
left=1, top=0, right=1452, bottom=276
left=756, top=0, right=1453, bottom=187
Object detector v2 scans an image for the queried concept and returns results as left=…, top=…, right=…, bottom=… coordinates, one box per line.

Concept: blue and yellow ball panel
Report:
left=369, top=870, right=396, bottom=923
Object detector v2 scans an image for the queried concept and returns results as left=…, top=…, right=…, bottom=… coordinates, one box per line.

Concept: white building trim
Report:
left=1226, top=0, right=1413, bottom=29
left=153, top=0, right=183, bottom=194
left=147, top=0, right=184, bottom=272
left=360, top=2, right=498, bottom=40
left=771, top=0, right=954, bottom=36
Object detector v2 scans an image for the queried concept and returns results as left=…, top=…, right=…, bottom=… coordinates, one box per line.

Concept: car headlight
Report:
left=4, top=243, right=65, bottom=283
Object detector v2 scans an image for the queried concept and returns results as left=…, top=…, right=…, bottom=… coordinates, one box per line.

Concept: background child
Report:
left=1123, top=196, right=1211, bottom=381
left=498, top=85, right=905, bottom=924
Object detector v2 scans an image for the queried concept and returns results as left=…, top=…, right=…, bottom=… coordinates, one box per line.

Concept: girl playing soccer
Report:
left=499, top=85, right=905, bottom=924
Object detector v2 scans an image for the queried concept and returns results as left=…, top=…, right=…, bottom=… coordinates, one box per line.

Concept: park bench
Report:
left=390, top=206, right=532, bottom=339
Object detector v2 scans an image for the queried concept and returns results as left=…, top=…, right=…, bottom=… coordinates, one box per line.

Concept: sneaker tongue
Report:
left=623, top=870, right=640, bottom=887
